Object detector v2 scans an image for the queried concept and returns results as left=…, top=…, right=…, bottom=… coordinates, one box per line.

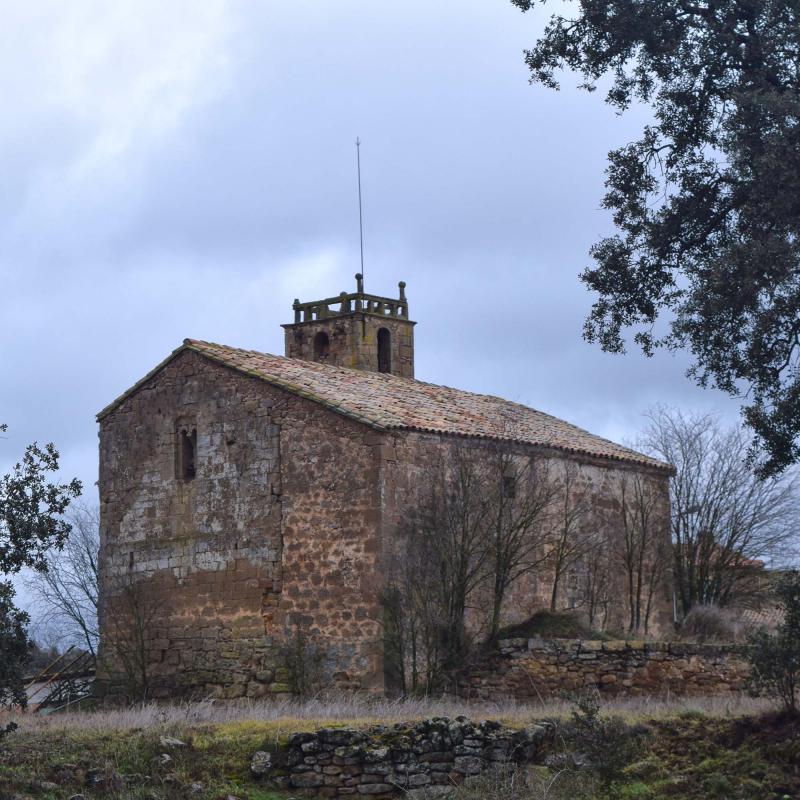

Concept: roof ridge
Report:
left=99, top=339, right=673, bottom=473
left=183, top=339, right=390, bottom=433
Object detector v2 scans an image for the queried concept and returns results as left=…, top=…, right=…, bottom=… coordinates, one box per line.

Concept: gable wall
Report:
left=97, top=350, right=386, bottom=700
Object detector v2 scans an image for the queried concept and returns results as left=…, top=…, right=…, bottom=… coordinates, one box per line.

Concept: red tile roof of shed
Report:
left=97, top=338, right=672, bottom=473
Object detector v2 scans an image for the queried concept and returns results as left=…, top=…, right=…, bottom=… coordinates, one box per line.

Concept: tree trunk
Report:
left=550, top=572, right=560, bottom=612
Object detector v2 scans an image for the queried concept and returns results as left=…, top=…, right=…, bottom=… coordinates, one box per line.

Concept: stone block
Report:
left=291, top=772, right=324, bottom=788
left=453, top=756, right=483, bottom=775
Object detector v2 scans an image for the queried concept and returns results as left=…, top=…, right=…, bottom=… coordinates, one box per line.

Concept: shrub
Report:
left=498, top=610, right=604, bottom=641
left=277, top=627, right=326, bottom=699
left=681, top=605, right=744, bottom=643
left=567, top=690, right=648, bottom=786
left=746, top=571, right=800, bottom=714
left=0, top=583, right=30, bottom=739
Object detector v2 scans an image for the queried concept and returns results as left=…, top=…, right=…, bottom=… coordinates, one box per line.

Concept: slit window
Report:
left=178, top=427, right=197, bottom=480
left=377, top=328, right=391, bottom=373
left=313, top=331, right=330, bottom=361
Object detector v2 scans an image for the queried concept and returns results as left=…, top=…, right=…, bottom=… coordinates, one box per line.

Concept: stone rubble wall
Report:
left=251, top=717, right=555, bottom=798
left=458, top=638, right=750, bottom=701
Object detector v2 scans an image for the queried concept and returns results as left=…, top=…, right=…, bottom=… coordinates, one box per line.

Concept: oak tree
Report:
left=513, top=0, right=800, bottom=476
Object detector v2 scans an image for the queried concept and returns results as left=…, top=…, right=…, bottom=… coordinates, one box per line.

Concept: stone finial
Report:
left=398, top=281, right=406, bottom=302
left=355, top=273, right=364, bottom=294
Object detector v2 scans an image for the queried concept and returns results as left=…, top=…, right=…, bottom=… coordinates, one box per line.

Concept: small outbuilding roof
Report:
left=97, top=338, right=672, bottom=473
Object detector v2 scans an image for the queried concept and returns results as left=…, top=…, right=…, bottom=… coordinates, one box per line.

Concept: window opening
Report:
left=179, top=427, right=197, bottom=480
left=377, top=328, right=391, bottom=373
left=313, top=331, right=330, bottom=361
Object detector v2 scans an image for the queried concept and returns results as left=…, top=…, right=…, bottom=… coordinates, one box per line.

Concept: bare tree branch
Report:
left=24, top=504, right=99, bottom=657
left=639, top=406, right=800, bottom=617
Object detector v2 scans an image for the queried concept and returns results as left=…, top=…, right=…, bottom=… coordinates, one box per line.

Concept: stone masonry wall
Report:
left=250, top=717, right=555, bottom=798
left=97, top=350, right=282, bottom=700
left=458, top=638, right=750, bottom=702
left=274, top=376, right=386, bottom=692
left=378, top=432, right=674, bottom=642
left=97, top=349, right=386, bottom=699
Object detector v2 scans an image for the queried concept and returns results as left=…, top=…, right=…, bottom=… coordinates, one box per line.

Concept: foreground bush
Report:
left=747, top=570, right=800, bottom=714
left=566, top=690, right=648, bottom=786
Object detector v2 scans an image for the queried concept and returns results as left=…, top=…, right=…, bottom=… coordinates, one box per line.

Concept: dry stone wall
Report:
left=458, top=638, right=750, bottom=701
left=251, top=717, right=555, bottom=798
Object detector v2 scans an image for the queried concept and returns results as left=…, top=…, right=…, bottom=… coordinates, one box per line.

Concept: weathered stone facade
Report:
left=458, top=638, right=750, bottom=701
left=97, top=350, right=386, bottom=699
left=96, top=277, right=674, bottom=700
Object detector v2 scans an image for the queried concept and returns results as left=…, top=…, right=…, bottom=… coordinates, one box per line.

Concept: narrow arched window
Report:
left=377, top=328, right=391, bottom=373
left=179, top=428, right=197, bottom=480
left=313, top=331, right=330, bottom=361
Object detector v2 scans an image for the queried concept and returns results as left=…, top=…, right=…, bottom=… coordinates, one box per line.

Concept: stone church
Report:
left=96, top=275, right=673, bottom=699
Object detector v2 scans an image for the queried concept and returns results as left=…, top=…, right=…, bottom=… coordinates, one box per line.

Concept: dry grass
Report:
left=3, top=691, right=774, bottom=735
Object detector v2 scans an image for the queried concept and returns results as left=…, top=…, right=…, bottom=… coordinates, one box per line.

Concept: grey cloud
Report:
left=2, top=0, right=737, bottom=520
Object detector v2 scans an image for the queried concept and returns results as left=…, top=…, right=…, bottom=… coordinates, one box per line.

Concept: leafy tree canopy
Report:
left=0, top=424, right=81, bottom=731
left=512, top=0, right=800, bottom=476
left=0, top=424, right=82, bottom=573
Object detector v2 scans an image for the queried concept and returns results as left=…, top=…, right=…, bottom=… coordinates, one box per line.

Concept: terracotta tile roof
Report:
left=97, top=339, right=672, bottom=473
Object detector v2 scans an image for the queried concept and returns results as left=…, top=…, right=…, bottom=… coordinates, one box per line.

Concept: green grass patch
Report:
left=2, top=708, right=799, bottom=800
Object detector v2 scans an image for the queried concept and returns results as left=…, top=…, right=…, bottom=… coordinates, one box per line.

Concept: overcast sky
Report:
left=2, top=1, right=741, bottom=546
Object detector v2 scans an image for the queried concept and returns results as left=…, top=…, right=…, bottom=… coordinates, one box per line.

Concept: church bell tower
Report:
left=282, top=273, right=415, bottom=378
